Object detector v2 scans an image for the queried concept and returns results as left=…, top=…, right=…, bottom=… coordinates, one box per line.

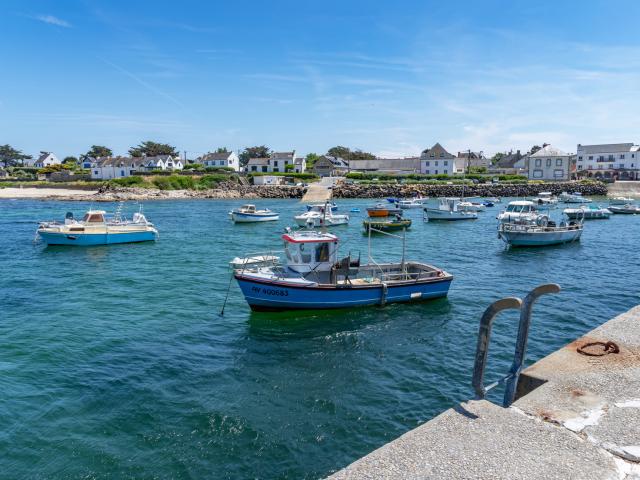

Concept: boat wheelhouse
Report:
left=563, top=205, right=611, bottom=220
left=424, top=198, right=477, bottom=221
left=294, top=204, right=349, bottom=227
left=233, top=229, right=452, bottom=311
left=497, top=201, right=539, bottom=223
left=37, top=207, right=157, bottom=246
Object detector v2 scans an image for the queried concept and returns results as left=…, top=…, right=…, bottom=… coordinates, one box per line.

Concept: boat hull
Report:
left=231, top=212, right=279, bottom=222
left=235, top=275, right=452, bottom=311
left=424, top=209, right=477, bottom=221
left=294, top=216, right=349, bottom=227
left=498, top=229, right=582, bottom=246
left=38, top=230, right=157, bottom=245
left=363, top=220, right=411, bottom=232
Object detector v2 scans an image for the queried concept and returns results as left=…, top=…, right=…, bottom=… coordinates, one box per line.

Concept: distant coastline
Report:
left=0, top=181, right=609, bottom=201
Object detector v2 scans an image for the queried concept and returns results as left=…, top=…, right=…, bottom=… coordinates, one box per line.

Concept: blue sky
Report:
left=2, top=0, right=639, bottom=159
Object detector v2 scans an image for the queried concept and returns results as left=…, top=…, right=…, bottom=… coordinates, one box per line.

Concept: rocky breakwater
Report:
left=332, top=181, right=607, bottom=199
left=48, top=182, right=305, bottom=201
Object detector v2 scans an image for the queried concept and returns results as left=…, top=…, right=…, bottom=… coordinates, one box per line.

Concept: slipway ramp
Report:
left=301, top=183, right=332, bottom=203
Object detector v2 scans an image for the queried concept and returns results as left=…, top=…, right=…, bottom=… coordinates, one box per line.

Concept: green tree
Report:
left=239, top=145, right=271, bottom=166
left=326, top=146, right=375, bottom=160
left=305, top=153, right=320, bottom=166
left=490, top=152, right=505, bottom=165
left=215, top=147, right=230, bottom=153
left=62, top=156, right=78, bottom=165
left=529, top=145, right=542, bottom=155
left=285, top=163, right=295, bottom=171
left=0, top=144, right=32, bottom=167
left=83, top=145, right=113, bottom=159
left=129, top=141, right=178, bottom=157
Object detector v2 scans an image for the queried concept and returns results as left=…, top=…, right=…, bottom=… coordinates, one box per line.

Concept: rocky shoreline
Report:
left=7, top=181, right=608, bottom=201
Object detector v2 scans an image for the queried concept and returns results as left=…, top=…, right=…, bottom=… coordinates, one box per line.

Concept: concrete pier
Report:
left=330, top=306, right=640, bottom=479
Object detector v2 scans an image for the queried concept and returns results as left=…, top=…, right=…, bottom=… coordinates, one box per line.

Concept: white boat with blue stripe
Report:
left=37, top=207, right=157, bottom=246
left=229, top=204, right=279, bottom=223
left=233, top=229, right=452, bottom=311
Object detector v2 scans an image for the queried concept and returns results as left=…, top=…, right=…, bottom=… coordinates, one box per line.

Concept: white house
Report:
left=294, top=157, right=306, bottom=173
left=253, top=175, right=285, bottom=185
left=31, top=152, right=60, bottom=168
left=528, top=145, right=572, bottom=181
left=198, top=151, right=240, bottom=171
left=246, top=150, right=297, bottom=173
left=420, top=143, right=457, bottom=175
left=576, top=143, right=640, bottom=180
left=90, top=155, right=183, bottom=180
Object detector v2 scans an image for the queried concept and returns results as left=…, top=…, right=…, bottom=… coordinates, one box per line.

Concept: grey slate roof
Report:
left=530, top=145, right=570, bottom=157
left=247, top=158, right=270, bottom=166
left=349, top=157, right=420, bottom=172
left=496, top=151, right=524, bottom=168
left=577, top=143, right=634, bottom=154
left=199, top=151, right=233, bottom=161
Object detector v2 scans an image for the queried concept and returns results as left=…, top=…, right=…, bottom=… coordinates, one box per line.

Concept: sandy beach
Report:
left=0, top=187, right=99, bottom=199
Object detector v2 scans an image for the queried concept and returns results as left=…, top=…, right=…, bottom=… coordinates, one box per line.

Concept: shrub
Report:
left=109, top=176, right=147, bottom=187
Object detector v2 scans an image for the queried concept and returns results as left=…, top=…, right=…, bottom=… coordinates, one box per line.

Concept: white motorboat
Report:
left=294, top=204, right=349, bottom=227
left=563, top=205, right=611, bottom=220
left=458, top=201, right=486, bottom=212
left=398, top=197, right=427, bottom=209
left=497, top=201, right=539, bottom=223
left=608, top=204, right=640, bottom=214
left=531, top=192, right=558, bottom=205
left=230, top=204, right=279, bottom=223
left=229, top=254, right=279, bottom=269
left=498, top=215, right=583, bottom=247
left=609, top=196, right=635, bottom=205
left=561, top=192, right=592, bottom=204
left=424, top=198, right=478, bottom=221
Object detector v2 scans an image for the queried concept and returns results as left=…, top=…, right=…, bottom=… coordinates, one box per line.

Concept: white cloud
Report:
left=35, top=15, right=71, bottom=28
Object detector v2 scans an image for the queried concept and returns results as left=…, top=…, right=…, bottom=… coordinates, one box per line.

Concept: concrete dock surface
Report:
left=330, top=306, right=640, bottom=479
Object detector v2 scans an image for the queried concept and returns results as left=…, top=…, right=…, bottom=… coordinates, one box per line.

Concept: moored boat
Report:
left=561, top=192, right=592, bottom=204
left=531, top=192, right=558, bottom=205
left=458, top=201, right=486, bottom=212
left=294, top=204, right=349, bottom=227
left=367, top=203, right=403, bottom=217
left=424, top=198, right=477, bottom=221
left=563, top=205, right=611, bottom=220
left=609, top=196, right=635, bottom=205
left=398, top=198, right=426, bottom=209
left=608, top=204, right=640, bottom=214
left=498, top=215, right=583, bottom=247
left=306, top=202, right=338, bottom=212
left=230, top=204, right=279, bottom=223
left=233, top=229, right=452, bottom=311
left=37, top=207, right=157, bottom=246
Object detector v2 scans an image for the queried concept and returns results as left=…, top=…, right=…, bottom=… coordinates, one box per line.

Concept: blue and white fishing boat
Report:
left=498, top=214, right=583, bottom=247
left=37, top=207, right=157, bottom=246
left=230, top=204, right=279, bottom=223
left=232, top=229, right=452, bottom=311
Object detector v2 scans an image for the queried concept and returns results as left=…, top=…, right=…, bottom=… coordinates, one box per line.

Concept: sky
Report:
left=1, top=0, right=640, bottom=159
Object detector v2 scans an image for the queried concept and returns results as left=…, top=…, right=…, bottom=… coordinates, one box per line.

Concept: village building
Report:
left=576, top=143, right=640, bottom=180
left=198, top=151, right=240, bottom=171
left=349, top=157, right=421, bottom=174
left=489, top=150, right=528, bottom=175
left=528, top=145, right=572, bottom=181
left=246, top=150, right=298, bottom=173
left=313, top=156, right=349, bottom=177
left=29, top=152, right=60, bottom=168
left=89, top=155, right=183, bottom=180
left=420, top=143, right=457, bottom=175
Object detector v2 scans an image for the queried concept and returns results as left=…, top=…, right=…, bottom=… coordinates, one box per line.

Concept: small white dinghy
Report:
left=294, top=204, right=349, bottom=227
left=230, top=204, right=279, bottom=223
left=229, top=255, right=279, bottom=268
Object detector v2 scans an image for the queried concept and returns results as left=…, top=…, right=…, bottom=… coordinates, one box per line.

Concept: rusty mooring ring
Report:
left=577, top=341, right=620, bottom=357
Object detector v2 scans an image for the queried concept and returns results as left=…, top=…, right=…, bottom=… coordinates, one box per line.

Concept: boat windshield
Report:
left=315, top=243, right=330, bottom=262
left=82, top=213, right=105, bottom=223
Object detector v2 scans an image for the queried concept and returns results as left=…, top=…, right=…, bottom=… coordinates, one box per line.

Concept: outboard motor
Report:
left=132, top=212, right=148, bottom=224
left=64, top=212, right=75, bottom=225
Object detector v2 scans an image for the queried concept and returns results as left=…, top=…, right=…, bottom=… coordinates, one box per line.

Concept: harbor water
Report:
left=1, top=198, right=639, bottom=478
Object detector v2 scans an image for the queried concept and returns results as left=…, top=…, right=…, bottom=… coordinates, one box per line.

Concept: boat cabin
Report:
left=240, top=204, right=257, bottom=213
left=282, top=231, right=338, bottom=273
left=81, top=210, right=107, bottom=224
left=538, top=192, right=553, bottom=198
left=438, top=197, right=462, bottom=211
left=504, top=201, right=537, bottom=214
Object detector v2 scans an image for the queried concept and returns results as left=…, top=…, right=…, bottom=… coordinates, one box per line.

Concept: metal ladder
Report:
left=472, top=283, right=561, bottom=407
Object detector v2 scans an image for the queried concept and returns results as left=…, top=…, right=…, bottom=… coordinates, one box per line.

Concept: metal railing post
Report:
left=472, top=297, right=522, bottom=399
left=503, top=283, right=561, bottom=407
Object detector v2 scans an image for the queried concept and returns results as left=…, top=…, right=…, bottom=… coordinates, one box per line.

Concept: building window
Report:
left=535, top=159, right=541, bottom=167
left=556, top=158, right=562, bottom=166
left=546, top=159, right=552, bottom=167
left=578, top=156, right=582, bottom=160
left=577, top=165, right=582, bottom=170
left=439, top=153, right=444, bottom=158
left=533, top=169, right=543, bottom=178
left=620, top=154, right=626, bottom=159
left=274, top=160, right=278, bottom=167
left=608, top=155, right=614, bottom=161
left=553, top=169, right=564, bottom=178
left=251, top=166, right=257, bottom=172
left=430, top=153, right=434, bottom=158
left=130, top=170, right=135, bottom=175
left=120, top=170, right=125, bottom=176
left=262, top=166, right=268, bottom=172
left=424, top=170, right=430, bottom=174
left=94, top=170, right=99, bottom=175
left=425, top=161, right=430, bottom=166
left=435, top=170, right=438, bottom=174
left=588, top=156, right=593, bottom=160
left=444, top=161, right=448, bottom=166
left=598, top=155, right=605, bottom=162
left=619, top=164, right=624, bottom=169
left=435, top=161, right=439, bottom=166
left=443, top=169, right=448, bottom=174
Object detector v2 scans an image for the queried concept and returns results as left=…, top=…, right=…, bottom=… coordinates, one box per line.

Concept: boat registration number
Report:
left=252, top=286, right=289, bottom=296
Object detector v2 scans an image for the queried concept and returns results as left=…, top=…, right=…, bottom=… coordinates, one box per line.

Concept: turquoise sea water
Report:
left=2, top=197, right=639, bottom=479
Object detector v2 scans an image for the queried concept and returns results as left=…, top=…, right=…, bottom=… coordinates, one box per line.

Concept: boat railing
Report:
left=232, top=250, right=284, bottom=273
left=499, top=222, right=582, bottom=233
